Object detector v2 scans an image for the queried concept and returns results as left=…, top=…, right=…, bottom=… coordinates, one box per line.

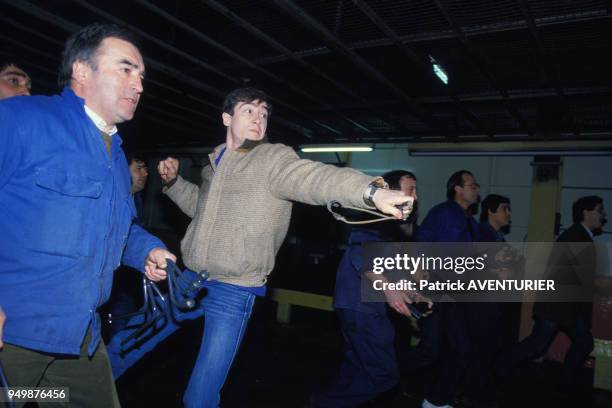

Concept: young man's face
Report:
left=489, top=202, right=512, bottom=228
left=129, top=159, right=148, bottom=194
left=222, top=99, right=269, bottom=147
left=75, top=37, right=144, bottom=126
left=0, top=64, right=31, bottom=99
left=583, top=203, right=607, bottom=234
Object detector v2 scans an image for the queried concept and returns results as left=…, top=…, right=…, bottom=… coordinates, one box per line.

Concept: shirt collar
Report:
left=580, top=222, right=594, bottom=240
left=84, top=105, right=117, bottom=136
left=482, top=221, right=505, bottom=242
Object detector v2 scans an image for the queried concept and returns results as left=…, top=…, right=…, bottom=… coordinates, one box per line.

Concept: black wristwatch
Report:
left=363, top=177, right=387, bottom=207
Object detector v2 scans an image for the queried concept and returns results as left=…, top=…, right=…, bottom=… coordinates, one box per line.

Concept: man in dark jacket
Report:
left=479, top=194, right=511, bottom=243
left=499, top=195, right=607, bottom=387
left=412, top=170, right=481, bottom=408
left=313, top=170, right=420, bottom=408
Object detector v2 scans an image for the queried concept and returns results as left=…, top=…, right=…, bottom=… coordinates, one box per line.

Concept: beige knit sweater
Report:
left=164, top=142, right=375, bottom=287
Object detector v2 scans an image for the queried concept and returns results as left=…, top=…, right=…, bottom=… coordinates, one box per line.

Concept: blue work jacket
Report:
left=416, top=200, right=480, bottom=243
left=0, top=88, right=163, bottom=356
left=415, top=200, right=481, bottom=282
left=333, top=227, right=387, bottom=314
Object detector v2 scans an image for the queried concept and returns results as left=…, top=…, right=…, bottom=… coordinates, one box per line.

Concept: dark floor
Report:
left=115, top=299, right=612, bottom=408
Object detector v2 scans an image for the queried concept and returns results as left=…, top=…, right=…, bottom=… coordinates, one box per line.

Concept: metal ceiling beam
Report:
left=133, top=0, right=351, bottom=137
left=148, top=80, right=317, bottom=139
left=74, top=0, right=241, bottom=86
left=0, top=47, right=214, bottom=136
left=145, top=92, right=218, bottom=123
left=135, top=109, right=208, bottom=139
left=1, top=0, right=317, bottom=141
left=433, top=0, right=529, bottom=131
left=351, top=0, right=486, bottom=134
left=218, top=10, right=608, bottom=67
left=2, top=0, right=225, bottom=97
left=72, top=0, right=341, bottom=139
left=270, top=0, right=443, bottom=132
left=514, top=0, right=564, bottom=96
left=420, top=87, right=612, bottom=103
left=306, top=87, right=612, bottom=110
left=200, top=0, right=414, bottom=138
left=0, top=0, right=226, bottom=98
left=513, top=0, right=576, bottom=135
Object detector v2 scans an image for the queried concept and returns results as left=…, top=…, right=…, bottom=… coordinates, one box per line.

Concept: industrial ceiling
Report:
left=1, top=0, right=610, bottom=151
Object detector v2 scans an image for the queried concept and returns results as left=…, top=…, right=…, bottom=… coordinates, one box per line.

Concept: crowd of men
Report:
left=0, top=23, right=608, bottom=408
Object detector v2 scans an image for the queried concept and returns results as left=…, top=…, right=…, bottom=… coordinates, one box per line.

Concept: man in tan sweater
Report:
left=158, top=87, right=413, bottom=408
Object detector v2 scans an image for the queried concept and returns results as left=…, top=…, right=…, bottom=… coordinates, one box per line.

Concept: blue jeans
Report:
left=183, top=282, right=256, bottom=408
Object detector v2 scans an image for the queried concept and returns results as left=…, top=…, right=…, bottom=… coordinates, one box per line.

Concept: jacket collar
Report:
left=209, top=143, right=227, bottom=170
left=579, top=222, right=594, bottom=240
left=61, top=87, right=123, bottom=146
left=481, top=221, right=505, bottom=242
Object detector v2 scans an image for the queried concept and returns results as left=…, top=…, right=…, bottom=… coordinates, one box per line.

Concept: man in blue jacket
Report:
left=0, top=23, right=174, bottom=407
left=313, top=170, right=421, bottom=407
left=0, top=60, right=31, bottom=353
left=412, top=170, right=481, bottom=408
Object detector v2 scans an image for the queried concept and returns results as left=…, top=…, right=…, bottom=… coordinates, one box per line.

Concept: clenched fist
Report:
left=158, top=157, right=179, bottom=185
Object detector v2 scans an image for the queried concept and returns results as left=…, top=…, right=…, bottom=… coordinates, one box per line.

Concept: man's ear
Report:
left=222, top=112, right=232, bottom=127
left=72, top=60, right=90, bottom=85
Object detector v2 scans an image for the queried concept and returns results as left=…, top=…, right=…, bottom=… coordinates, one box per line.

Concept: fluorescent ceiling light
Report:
left=429, top=55, right=448, bottom=85
left=410, top=150, right=611, bottom=157
left=300, top=145, right=373, bottom=153
left=408, top=141, right=612, bottom=156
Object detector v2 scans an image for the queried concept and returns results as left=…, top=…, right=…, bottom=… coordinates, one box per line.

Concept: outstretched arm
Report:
left=267, top=145, right=413, bottom=219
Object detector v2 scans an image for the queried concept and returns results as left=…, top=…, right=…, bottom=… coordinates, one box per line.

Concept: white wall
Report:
left=302, top=149, right=533, bottom=242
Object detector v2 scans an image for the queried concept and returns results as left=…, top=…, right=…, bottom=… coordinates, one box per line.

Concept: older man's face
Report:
left=77, top=37, right=144, bottom=126
left=457, top=173, right=480, bottom=206
left=0, top=64, right=31, bottom=99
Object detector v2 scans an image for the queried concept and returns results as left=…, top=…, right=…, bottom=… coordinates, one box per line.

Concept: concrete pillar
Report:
left=520, top=156, right=563, bottom=339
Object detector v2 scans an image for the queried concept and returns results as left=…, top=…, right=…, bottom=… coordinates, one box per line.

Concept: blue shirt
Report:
left=0, top=88, right=164, bottom=356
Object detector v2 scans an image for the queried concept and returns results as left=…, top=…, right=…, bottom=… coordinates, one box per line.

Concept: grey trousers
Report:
left=0, top=329, right=120, bottom=408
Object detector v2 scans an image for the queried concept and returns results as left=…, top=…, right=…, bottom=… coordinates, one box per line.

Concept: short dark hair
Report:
left=572, top=195, right=603, bottom=224
left=1, top=60, right=16, bottom=72
left=446, top=170, right=473, bottom=200
left=382, top=170, right=416, bottom=190
left=126, top=154, right=146, bottom=166
left=480, top=194, right=510, bottom=223
left=59, top=23, right=138, bottom=89
left=222, top=87, right=272, bottom=116
left=0, top=60, right=27, bottom=74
